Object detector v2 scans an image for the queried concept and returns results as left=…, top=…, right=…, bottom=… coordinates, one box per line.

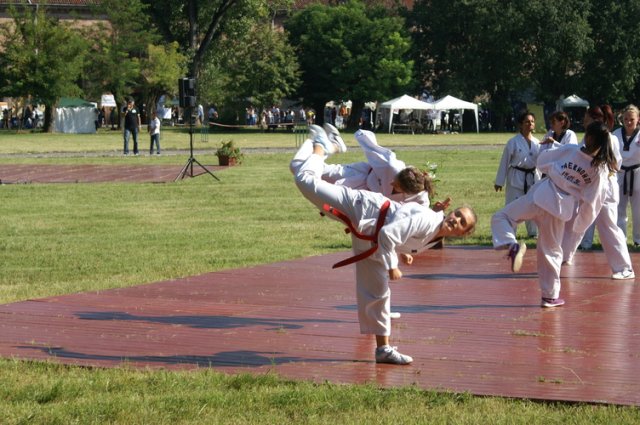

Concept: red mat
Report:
left=1, top=246, right=638, bottom=405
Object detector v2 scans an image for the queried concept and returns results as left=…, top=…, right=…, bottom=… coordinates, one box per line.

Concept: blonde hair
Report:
left=623, top=104, right=640, bottom=116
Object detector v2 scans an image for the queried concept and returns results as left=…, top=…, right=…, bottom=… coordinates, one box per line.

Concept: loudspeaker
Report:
left=178, top=78, right=196, bottom=108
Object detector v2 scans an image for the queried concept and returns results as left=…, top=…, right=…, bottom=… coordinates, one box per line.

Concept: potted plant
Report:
left=216, top=140, right=243, bottom=166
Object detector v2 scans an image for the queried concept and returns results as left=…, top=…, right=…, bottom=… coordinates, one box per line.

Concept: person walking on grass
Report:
left=291, top=125, right=476, bottom=365
left=492, top=121, right=616, bottom=308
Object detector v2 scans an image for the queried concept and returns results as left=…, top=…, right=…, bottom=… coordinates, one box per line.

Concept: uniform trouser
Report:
left=563, top=180, right=633, bottom=273
left=618, top=169, right=640, bottom=244
left=505, top=185, right=538, bottom=237
left=492, top=191, right=563, bottom=299
left=291, top=147, right=391, bottom=336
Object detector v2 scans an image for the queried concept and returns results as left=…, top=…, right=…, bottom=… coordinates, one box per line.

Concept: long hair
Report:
left=583, top=121, right=615, bottom=171
left=549, top=111, right=570, bottom=131
left=586, top=105, right=614, bottom=130
left=396, top=166, right=434, bottom=196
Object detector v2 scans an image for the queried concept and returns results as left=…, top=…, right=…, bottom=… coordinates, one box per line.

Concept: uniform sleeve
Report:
left=376, top=210, right=436, bottom=270
left=537, top=144, right=570, bottom=175
left=495, top=140, right=512, bottom=186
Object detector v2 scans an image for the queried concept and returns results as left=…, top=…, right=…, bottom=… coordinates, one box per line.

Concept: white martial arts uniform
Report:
left=321, top=129, right=430, bottom=205
left=540, top=129, right=578, bottom=150
left=292, top=149, right=445, bottom=336
left=615, top=126, right=640, bottom=244
left=563, top=135, right=633, bottom=274
left=492, top=144, right=608, bottom=299
left=494, top=133, right=542, bottom=237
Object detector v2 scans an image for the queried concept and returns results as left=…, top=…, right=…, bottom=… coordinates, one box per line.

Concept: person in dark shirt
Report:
left=123, top=99, right=141, bottom=155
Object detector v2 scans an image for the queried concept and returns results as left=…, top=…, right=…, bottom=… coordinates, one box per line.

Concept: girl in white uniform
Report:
left=616, top=104, right=640, bottom=246
left=494, top=111, right=541, bottom=238
left=293, top=126, right=448, bottom=320
left=562, top=105, right=634, bottom=280
left=292, top=127, right=432, bottom=206
left=321, top=128, right=432, bottom=205
left=492, top=121, right=615, bottom=308
left=540, top=111, right=578, bottom=150
left=292, top=126, right=476, bottom=365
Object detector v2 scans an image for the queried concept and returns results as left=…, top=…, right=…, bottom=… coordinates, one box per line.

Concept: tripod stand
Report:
left=175, top=108, right=219, bottom=181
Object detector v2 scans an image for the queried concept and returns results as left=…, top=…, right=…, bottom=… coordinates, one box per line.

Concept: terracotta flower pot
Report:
left=218, top=155, right=237, bottom=166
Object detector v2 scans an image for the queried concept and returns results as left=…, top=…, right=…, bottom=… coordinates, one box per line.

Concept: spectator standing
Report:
left=148, top=111, right=161, bottom=155
left=123, top=99, right=141, bottom=155
left=197, top=104, right=204, bottom=126
left=208, top=105, right=218, bottom=123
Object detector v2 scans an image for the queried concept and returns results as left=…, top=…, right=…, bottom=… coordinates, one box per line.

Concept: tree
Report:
left=579, top=0, right=640, bottom=104
left=406, top=0, right=534, bottom=130
left=0, top=6, right=87, bottom=132
left=198, top=23, right=300, bottom=121
left=286, top=0, right=414, bottom=126
left=81, top=0, right=158, bottom=113
left=143, top=0, right=292, bottom=77
left=139, top=42, right=188, bottom=121
left=522, top=0, right=592, bottom=105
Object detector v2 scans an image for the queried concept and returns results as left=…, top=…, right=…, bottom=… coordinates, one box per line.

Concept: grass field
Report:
left=1, top=128, right=637, bottom=424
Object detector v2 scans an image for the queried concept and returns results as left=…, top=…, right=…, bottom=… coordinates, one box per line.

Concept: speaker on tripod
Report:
left=175, top=77, right=219, bottom=181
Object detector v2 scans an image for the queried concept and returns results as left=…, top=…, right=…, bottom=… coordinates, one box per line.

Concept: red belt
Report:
left=322, top=200, right=391, bottom=268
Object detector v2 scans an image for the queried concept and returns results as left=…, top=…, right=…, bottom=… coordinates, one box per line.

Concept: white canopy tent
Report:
left=55, top=97, right=97, bottom=134
left=378, top=95, right=435, bottom=133
left=432, top=95, right=479, bottom=133
left=556, top=94, right=589, bottom=110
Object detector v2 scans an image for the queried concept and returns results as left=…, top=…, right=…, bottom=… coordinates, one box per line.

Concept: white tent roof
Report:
left=432, top=95, right=479, bottom=133
left=558, top=94, right=589, bottom=108
left=380, top=94, right=434, bottom=110
left=379, top=95, right=435, bottom=133
left=433, top=95, right=477, bottom=111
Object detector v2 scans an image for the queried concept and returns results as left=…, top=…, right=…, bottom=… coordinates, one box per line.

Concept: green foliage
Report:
left=580, top=0, right=640, bottom=102
left=286, top=0, right=414, bottom=122
left=140, top=42, right=188, bottom=114
left=199, top=23, right=301, bottom=109
left=142, top=0, right=291, bottom=76
left=215, top=139, right=244, bottom=162
left=81, top=0, right=159, bottom=104
left=405, top=0, right=590, bottom=127
left=0, top=7, right=86, bottom=103
left=0, top=6, right=87, bottom=130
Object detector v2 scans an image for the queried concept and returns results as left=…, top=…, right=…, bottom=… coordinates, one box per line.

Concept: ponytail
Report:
left=396, top=166, right=434, bottom=196
left=584, top=121, right=615, bottom=171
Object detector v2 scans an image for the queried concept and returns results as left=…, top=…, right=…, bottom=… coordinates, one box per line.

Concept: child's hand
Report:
left=400, top=253, right=413, bottom=265
left=388, top=268, right=403, bottom=280
left=433, top=197, right=451, bottom=212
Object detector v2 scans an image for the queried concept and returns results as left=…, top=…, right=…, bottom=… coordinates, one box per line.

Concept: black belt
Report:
left=513, top=166, right=536, bottom=194
left=621, top=164, right=640, bottom=196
